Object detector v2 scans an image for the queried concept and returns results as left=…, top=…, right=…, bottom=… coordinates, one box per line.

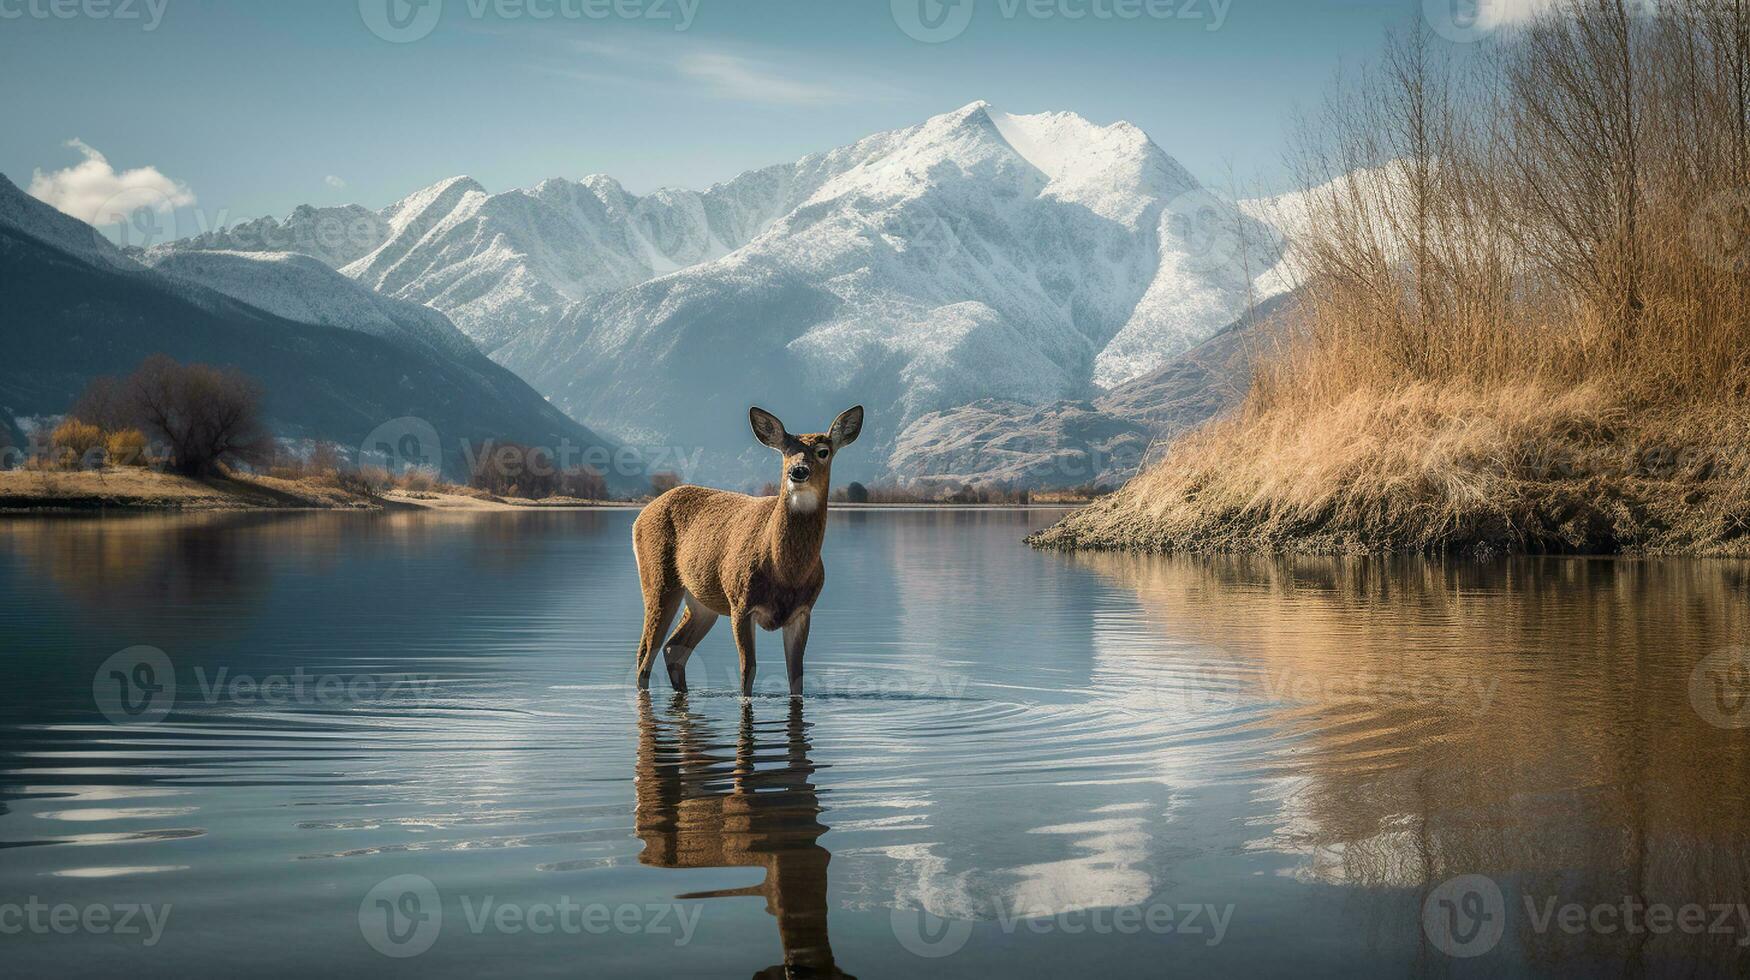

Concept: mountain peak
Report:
left=0, top=169, right=141, bottom=272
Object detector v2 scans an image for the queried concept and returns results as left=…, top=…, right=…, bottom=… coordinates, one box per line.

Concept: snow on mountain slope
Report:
left=335, top=139, right=905, bottom=353
left=1, top=172, right=143, bottom=272
left=888, top=290, right=1298, bottom=490
left=0, top=173, right=629, bottom=487
left=496, top=102, right=1286, bottom=480
left=141, top=249, right=482, bottom=364
left=141, top=102, right=1294, bottom=482
left=146, top=203, right=391, bottom=269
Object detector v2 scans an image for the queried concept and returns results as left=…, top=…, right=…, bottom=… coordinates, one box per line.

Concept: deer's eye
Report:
left=814, top=447, right=831, bottom=461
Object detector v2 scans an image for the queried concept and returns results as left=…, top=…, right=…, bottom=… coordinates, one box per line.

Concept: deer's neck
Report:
left=767, top=492, right=826, bottom=579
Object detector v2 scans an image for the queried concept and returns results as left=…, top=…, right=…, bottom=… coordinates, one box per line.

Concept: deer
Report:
left=632, top=405, right=863, bottom=697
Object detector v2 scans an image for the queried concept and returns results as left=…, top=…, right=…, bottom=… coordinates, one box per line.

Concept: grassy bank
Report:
left=0, top=469, right=622, bottom=514
left=1028, top=384, right=1750, bottom=556
left=1033, top=2, right=1750, bottom=558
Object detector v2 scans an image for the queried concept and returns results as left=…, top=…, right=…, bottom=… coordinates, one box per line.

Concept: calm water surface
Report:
left=2, top=510, right=1748, bottom=978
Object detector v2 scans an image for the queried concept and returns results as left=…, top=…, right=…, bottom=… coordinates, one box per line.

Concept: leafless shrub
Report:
left=79, top=355, right=269, bottom=477
left=1041, top=1, right=1750, bottom=555
left=469, top=442, right=609, bottom=499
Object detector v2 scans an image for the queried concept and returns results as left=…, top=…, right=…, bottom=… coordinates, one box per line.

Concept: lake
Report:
left=2, top=509, right=1748, bottom=978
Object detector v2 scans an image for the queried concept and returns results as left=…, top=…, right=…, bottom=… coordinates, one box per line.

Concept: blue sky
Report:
left=3, top=0, right=1438, bottom=235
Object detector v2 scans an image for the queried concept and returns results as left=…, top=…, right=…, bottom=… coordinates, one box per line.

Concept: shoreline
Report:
left=0, top=470, right=622, bottom=515
left=0, top=470, right=1092, bottom=516
left=1026, top=397, right=1750, bottom=560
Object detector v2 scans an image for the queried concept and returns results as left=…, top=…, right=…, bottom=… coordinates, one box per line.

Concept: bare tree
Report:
left=124, top=355, right=269, bottom=476
left=70, top=375, right=134, bottom=432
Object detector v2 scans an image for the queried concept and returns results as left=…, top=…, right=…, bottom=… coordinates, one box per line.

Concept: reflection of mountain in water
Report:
left=635, top=695, right=854, bottom=979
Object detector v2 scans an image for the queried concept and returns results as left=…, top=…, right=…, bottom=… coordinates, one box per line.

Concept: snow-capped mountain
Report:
left=141, top=249, right=481, bottom=364
left=499, top=103, right=1285, bottom=477
left=0, top=172, right=145, bottom=273
left=0, top=173, right=626, bottom=486
left=153, top=203, right=391, bottom=269
left=149, top=102, right=1291, bottom=483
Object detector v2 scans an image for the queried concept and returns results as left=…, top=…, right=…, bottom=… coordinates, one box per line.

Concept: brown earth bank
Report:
left=0, top=469, right=1089, bottom=515
left=0, top=470, right=624, bottom=514
left=1027, top=388, right=1750, bottom=559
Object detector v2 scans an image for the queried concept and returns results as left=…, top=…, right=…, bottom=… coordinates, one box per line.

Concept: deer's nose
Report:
left=788, top=464, right=812, bottom=483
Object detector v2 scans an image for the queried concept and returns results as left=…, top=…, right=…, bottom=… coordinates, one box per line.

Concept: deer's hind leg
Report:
left=661, top=594, right=719, bottom=692
left=635, top=581, right=683, bottom=691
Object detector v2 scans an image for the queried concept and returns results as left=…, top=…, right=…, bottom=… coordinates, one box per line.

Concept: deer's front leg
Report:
left=782, top=611, right=810, bottom=698
left=730, top=610, right=757, bottom=696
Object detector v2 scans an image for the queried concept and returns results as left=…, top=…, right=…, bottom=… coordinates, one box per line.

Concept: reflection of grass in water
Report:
left=0, top=510, right=616, bottom=612
left=1075, top=551, right=1750, bottom=965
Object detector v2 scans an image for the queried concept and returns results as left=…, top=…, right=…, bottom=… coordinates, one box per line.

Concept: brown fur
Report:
left=632, top=406, right=862, bottom=695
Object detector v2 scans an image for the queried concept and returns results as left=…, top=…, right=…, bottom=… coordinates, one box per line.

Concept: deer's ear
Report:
left=829, top=405, right=864, bottom=449
left=749, top=407, right=788, bottom=451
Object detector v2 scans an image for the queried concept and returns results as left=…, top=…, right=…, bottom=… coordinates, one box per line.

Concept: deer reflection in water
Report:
left=634, top=694, right=853, bottom=979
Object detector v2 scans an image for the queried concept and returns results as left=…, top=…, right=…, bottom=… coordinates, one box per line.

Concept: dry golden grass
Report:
left=1034, top=2, right=1750, bottom=556
left=0, top=467, right=386, bottom=512
left=1032, top=383, right=1750, bottom=555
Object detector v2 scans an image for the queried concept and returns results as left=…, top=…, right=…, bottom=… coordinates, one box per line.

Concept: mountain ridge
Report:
left=139, top=102, right=1292, bottom=485
left=0, top=173, right=630, bottom=488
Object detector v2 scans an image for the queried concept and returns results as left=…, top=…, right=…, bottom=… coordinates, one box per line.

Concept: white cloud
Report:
left=27, top=139, right=195, bottom=226
left=675, top=52, right=854, bottom=106
left=325, top=175, right=348, bottom=189
left=1474, top=0, right=1658, bottom=30
left=552, top=37, right=903, bottom=106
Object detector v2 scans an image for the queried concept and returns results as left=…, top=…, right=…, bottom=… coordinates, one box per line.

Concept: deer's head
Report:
left=749, top=406, right=863, bottom=515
